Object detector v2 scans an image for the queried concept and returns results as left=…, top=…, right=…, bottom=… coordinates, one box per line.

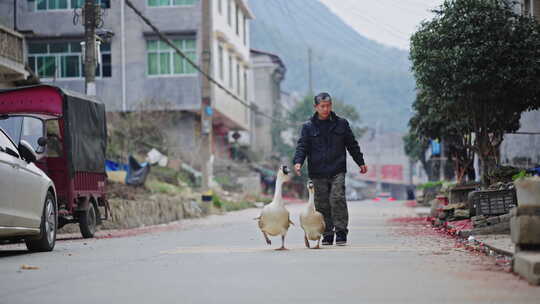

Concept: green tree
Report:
left=288, top=95, right=365, bottom=137
left=403, top=131, right=432, bottom=180
left=409, top=90, right=476, bottom=183
left=409, top=0, right=540, bottom=184
left=272, top=95, right=365, bottom=159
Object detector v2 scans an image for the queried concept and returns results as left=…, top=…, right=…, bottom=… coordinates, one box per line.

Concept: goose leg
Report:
left=262, top=231, right=271, bottom=245
left=276, top=235, right=288, bottom=251
left=313, top=238, right=321, bottom=249
left=304, top=234, right=310, bottom=249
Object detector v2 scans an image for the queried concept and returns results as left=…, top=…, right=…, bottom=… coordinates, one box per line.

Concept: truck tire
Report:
left=79, top=201, right=97, bottom=238
left=26, top=192, right=57, bottom=252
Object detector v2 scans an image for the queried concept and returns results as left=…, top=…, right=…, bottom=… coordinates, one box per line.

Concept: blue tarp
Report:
left=528, top=167, right=540, bottom=176
left=105, top=160, right=128, bottom=171
left=106, top=158, right=149, bottom=186
left=430, top=140, right=441, bottom=156
left=126, top=155, right=150, bottom=186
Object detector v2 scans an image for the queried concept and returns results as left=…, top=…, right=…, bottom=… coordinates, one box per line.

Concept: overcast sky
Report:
left=319, top=0, right=444, bottom=50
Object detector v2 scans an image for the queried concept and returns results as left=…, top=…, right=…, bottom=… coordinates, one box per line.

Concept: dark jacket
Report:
left=293, top=112, right=365, bottom=178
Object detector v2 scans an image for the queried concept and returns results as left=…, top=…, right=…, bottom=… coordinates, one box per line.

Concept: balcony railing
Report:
left=0, top=25, right=24, bottom=65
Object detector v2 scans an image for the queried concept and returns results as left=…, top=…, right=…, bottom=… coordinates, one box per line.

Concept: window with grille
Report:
left=227, top=0, right=232, bottom=26
left=236, top=5, right=240, bottom=35
left=147, top=39, right=197, bottom=76
left=34, top=0, right=110, bottom=10
left=243, top=70, right=247, bottom=100
left=27, top=41, right=111, bottom=79
left=243, top=15, right=247, bottom=45
left=147, top=0, right=198, bottom=7
left=218, top=44, right=224, bottom=80
left=228, top=54, right=233, bottom=88
left=236, top=63, right=240, bottom=95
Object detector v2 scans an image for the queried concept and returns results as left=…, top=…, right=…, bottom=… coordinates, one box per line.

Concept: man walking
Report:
left=293, top=92, right=367, bottom=246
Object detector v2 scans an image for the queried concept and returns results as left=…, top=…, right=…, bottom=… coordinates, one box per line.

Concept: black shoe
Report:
left=321, top=234, right=334, bottom=246
left=336, top=232, right=347, bottom=246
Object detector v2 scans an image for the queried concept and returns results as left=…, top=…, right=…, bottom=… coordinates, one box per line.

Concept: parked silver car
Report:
left=0, top=126, right=57, bottom=251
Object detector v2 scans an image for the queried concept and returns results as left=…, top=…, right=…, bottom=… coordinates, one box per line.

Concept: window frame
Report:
left=27, top=41, right=111, bottom=80
left=227, top=0, right=232, bottom=26
left=146, top=38, right=198, bottom=77
left=236, top=62, right=240, bottom=95
left=147, top=0, right=198, bottom=8
left=218, top=44, right=224, bottom=81
left=228, top=53, right=233, bottom=89
left=243, top=15, right=247, bottom=45
left=34, top=0, right=110, bottom=11
left=235, top=4, right=240, bottom=35
left=243, top=69, right=248, bottom=100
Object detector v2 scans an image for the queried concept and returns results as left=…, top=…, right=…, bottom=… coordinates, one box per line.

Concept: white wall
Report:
left=210, top=0, right=252, bottom=130
left=500, top=0, right=540, bottom=167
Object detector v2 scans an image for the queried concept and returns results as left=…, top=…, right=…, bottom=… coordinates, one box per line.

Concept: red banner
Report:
left=381, top=165, right=403, bottom=181
left=361, top=164, right=403, bottom=182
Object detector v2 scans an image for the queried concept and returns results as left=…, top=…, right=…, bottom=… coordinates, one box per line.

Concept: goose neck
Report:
left=307, top=191, right=316, bottom=211
left=272, top=176, right=285, bottom=205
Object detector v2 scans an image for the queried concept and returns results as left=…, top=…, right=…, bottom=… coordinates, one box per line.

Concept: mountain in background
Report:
left=248, top=0, right=416, bottom=131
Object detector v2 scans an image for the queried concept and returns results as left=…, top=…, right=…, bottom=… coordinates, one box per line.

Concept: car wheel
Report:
left=79, top=201, right=97, bottom=239
left=25, top=192, right=57, bottom=252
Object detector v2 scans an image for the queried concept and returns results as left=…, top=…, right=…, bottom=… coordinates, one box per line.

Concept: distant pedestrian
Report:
left=293, top=92, right=367, bottom=246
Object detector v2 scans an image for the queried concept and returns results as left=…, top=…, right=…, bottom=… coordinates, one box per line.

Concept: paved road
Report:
left=1, top=200, right=539, bottom=304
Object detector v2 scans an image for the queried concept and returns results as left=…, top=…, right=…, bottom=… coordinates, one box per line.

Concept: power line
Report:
left=258, top=0, right=290, bottom=55
left=340, top=3, right=412, bottom=39
left=282, top=0, right=311, bottom=49
left=287, top=0, right=400, bottom=63
left=123, top=0, right=300, bottom=127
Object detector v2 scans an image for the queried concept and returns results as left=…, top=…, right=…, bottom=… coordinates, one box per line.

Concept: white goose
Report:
left=257, top=165, right=293, bottom=250
left=300, top=181, right=326, bottom=249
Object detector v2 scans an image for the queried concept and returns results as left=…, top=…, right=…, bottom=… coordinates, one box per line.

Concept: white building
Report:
left=501, top=0, right=540, bottom=168
left=211, top=0, right=254, bottom=139
left=249, top=49, right=286, bottom=161
left=0, top=8, right=28, bottom=88
left=0, top=0, right=256, bottom=168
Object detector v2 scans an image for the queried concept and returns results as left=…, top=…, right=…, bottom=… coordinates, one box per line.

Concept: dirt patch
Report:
left=107, top=181, right=148, bottom=200
left=387, top=217, right=431, bottom=224
left=389, top=215, right=514, bottom=277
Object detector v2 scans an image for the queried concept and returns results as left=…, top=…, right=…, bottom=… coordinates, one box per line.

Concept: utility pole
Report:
left=308, top=47, right=313, bottom=95
left=121, top=0, right=127, bottom=111
left=84, top=0, right=97, bottom=96
left=200, top=0, right=213, bottom=191
left=375, top=121, right=382, bottom=193
left=13, top=0, right=17, bottom=31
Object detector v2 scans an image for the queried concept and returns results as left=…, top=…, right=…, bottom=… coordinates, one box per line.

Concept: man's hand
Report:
left=359, top=165, right=368, bottom=174
left=294, top=163, right=302, bottom=176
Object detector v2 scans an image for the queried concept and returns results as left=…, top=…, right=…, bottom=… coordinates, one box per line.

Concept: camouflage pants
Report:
left=312, top=172, right=348, bottom=236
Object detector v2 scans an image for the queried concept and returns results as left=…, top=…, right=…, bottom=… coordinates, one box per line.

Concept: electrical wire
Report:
left=123, top=0, right=301, bottom=127
left=286, top=0, right=402, bottom=63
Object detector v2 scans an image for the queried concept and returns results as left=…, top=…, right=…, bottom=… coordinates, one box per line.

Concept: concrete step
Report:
left=510, top=214, right=540, bottom=245
left=513, top=251, right=540, bottom=285
left=474, top=234, right=514, bottom=257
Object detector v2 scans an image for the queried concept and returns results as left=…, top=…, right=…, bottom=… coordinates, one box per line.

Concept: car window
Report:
left=21, top=117, right=44, bottom=153
left=0, top=128, right=19, bottom=155
left=45, top=120, right=63, bottom=157
left=0, top=116, right=23, bottom=144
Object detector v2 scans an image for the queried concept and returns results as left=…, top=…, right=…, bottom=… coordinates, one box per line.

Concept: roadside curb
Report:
left=412, top=206, right=514, bottom=258
left=478, top=238, right=514, bottom=257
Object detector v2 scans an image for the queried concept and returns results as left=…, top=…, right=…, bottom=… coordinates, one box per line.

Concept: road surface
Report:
left=1, top=200, right=539, bottom=303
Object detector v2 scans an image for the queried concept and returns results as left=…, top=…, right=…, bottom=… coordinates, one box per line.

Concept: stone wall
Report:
left=59, top=193, right=208, bottom=233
